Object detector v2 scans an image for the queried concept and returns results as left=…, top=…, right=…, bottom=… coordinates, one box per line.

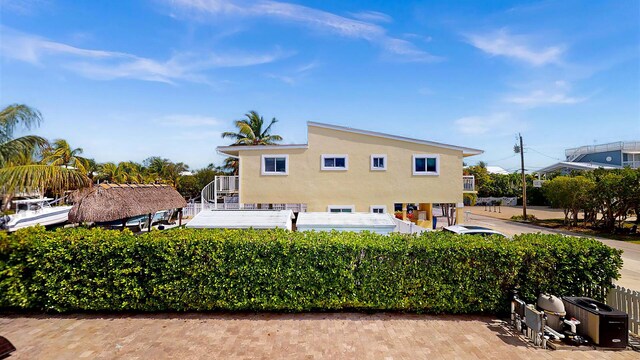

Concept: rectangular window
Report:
left=413, top=154, right=439, bottom=175
left=328, top=205, right=355, bottom=213
left=321, top=154, right=348, bottom=170
left=370, top=205, right=387, bottom=214
left=370, top=154, right=387, bottom=171
left=261, top=155, right=288, bottom=175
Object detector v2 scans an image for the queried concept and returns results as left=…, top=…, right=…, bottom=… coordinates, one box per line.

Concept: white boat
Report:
left=1, top=198, right=72, bottom=232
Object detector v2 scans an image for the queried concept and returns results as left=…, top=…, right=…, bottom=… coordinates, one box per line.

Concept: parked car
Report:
left=443, top=225, right=508, bottom=238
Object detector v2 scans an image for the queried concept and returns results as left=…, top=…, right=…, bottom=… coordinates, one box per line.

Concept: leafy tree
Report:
left=543, top=176, right=594, bottom=226
left=221, top=111, right=283, bottom=145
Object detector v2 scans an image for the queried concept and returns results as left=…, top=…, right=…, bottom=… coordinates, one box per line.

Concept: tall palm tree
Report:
left=221, top=111, right=283, bottom=145
left=0, top=104, right=90, bottom=198
left=162, top=162, right=189, bottom=188
left=223, top=157, right=239, bottom=175
left=42, top=139, right=89, bottom=173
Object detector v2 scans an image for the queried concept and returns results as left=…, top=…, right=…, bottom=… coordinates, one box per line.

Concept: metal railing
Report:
left=606, top=285, right=640, bottom=336
left=463, top=175, right=475, bottom=192
left=565, top=141, right=640, bottom=159
left=623, top=160, right=640, bottom=169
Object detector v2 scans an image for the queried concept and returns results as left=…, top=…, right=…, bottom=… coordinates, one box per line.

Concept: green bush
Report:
left=0, top=226, right=622, bottom=313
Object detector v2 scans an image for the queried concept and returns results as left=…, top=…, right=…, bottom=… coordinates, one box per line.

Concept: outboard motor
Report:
left=0, top=214, right=10, bottom=230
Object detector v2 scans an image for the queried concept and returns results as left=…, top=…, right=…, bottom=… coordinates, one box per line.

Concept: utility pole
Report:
left=518, top=133, right=527, bottom=219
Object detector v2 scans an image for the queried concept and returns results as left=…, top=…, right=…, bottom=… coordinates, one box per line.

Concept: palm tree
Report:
left=42, top=139, right=89, bottom=173
left=0, top=104, right=90, bottom=201
left=221, top=111, right=283, bottom=145
left=223, top=157, right=239, bottom=175
left=162, top=162, right=189, bottom=187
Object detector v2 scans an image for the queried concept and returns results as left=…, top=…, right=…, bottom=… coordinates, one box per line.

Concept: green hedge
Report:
left=0, top=227, right=622, bottom=313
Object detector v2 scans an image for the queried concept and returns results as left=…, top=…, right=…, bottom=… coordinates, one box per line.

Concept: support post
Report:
left=519, top=133, right=527, bottom=220
left=148, top=213, right=152, bottom=232
left=456, top=203, right=464, bottom=225
left=402, top=203, right=407, bottom=221
left=178, top=209, right=183, bottom=227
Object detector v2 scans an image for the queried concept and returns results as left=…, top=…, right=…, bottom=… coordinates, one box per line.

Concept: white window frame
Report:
left=370, top=154, right=387, bottom=171
left=261, top=154, right=289, bottom=175
left=321, top=154, right=349, bottom=171
left=412, top=154, right=440, bottom=176
left=327, top=205, right=355, bottom=213
left=370, top=205, right=387, bottom=214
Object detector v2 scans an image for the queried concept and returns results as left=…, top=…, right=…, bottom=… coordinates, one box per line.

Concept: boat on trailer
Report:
left=1, top=198, right=72, bottom=232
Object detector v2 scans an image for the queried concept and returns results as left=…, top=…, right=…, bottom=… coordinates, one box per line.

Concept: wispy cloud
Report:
left=167, top=0, right=440, bottom=62
left=0, top=27, right=290, bottom=83
left=454, top=112, right=526, bottom=136
left=350, top=10, right=393, bottom=24
left=266, top=60, right=320, bottom=85
left=465, top=28, right=564, bottom=66
left=157, top=114, right=221, bottom=127
left=504, top=81, right=586, bottom=107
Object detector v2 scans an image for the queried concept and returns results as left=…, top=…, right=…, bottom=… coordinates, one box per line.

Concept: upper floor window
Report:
left=262, top=154, right=288, bottom=175
left=370, top=154, right=387, bottom=171
left=370, top=205, right=387, bottom=214
left=321, top=154, right=348, bottom=170
left=328, top=205, right=354, bottom=213
left=413, top=154, right=439, bottom=175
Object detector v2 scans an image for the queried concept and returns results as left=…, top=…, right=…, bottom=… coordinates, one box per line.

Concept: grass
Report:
left=513, top=217, right=640, bottom=242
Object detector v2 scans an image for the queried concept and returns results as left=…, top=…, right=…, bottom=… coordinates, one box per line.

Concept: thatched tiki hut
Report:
left=70, top=184, right=187, bottom=229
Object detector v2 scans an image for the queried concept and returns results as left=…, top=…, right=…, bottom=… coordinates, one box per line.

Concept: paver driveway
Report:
left=0, top=312, right=636, bottom=359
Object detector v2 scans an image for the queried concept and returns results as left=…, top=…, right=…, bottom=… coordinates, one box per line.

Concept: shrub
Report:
left=510, top=214, right=538, bottom=222
left=0, top=227, right=622, bottom=314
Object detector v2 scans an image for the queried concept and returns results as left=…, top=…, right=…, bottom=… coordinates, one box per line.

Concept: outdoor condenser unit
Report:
left=562, top=297, right=628, bottom=348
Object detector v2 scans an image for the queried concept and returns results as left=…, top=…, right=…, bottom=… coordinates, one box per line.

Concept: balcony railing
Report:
left=623, top=161, right=640, bottom=169
left=565, top=141, right=640, bottom=159
left=463, top=175, right=475, bottom=192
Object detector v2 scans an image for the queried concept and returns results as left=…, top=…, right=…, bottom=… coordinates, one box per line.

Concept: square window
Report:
left=262, top=155, right=288, bottom=175
left=370, top=205, right=387, bottom=214
left=413, top=154, right=439, bottom=175
left=328, top=205, right=354, bottom=213
left=321, top=155, right=348, bottom=170
left=371, top=154, right=387, bottom=170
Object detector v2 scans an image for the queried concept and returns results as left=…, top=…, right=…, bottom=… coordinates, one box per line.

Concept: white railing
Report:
left=606, top=285, right=640, bottom=336
left=463, top=175, right=475, bottom=192
left=392, top=218, right=429, bottom=234
left=217, top=175, right=239, bottom=193
left=183, top=202, right=203, bottom=218
left=565, top=141, right=640, bottom=159
left=623, top=160, right=640, bottom=169
left=476, top=197, right=518, bottom=206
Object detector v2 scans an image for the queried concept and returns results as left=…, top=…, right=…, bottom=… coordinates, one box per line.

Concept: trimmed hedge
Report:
left=0, top=226, right=622, bottom=313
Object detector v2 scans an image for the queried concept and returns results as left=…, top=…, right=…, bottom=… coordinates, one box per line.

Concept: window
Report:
left=321, top=154, right=348, bottom=170
left=370, top=154, right=387, bottom=171
left=328, top=205, right=355, bottom=213
left=413, top=154, right=439, bottom=175
left=370, top=205, right=387, bottom=214
left=261, top=154, right=288, bottom=175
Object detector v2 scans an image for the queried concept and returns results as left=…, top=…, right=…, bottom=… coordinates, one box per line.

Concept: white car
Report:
left=443, top=225, right=508, bottom=238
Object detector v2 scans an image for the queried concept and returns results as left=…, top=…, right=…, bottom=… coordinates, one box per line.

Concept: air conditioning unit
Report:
left=562, top=297, right=628, bottom=348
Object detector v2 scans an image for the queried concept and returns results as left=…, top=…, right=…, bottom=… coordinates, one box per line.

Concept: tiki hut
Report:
left=69, top=184, right=187, bottom=226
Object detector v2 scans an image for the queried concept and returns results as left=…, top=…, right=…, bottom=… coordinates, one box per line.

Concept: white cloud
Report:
left=158, top=114, right=221, bottom=127
left=504, top=81, right=586, bottom=107
left=466, top=29, right=564, bottom=66
left=265, top=60, right=320, bottom=85
left=0, top=27, right=289, bottom=83
left=454, top=113, right=525, bottom=136
left=350, top=10, right=393, bottom=23
left=167, top=0, right=440, bottom=62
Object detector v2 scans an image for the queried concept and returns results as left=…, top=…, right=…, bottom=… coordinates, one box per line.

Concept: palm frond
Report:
left=0, top=165, right=91, bottom=194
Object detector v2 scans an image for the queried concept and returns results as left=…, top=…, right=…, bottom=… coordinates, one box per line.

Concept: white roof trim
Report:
left=217, top=144, right=308, bottom=156
left=308, top=121, right=483, bottom=156
left=538, top=161, right=621, bottom=174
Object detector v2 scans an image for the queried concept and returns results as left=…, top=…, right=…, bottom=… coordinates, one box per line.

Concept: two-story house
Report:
left=203, top=122, right=482, bottom=224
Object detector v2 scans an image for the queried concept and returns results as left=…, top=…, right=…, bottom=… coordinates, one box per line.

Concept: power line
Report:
left=481, top=153, right=518, bottom=164
left=525, top=147, right=562, bottom=161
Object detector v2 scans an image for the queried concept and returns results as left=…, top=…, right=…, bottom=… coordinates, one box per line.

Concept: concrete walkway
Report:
left=1, top=313, right=636, bottom=359
left=464, top=213, right=640, bottom=290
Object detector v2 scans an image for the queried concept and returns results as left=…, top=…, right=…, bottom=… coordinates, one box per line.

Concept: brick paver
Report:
left=0, top=313, right=636, bottom=359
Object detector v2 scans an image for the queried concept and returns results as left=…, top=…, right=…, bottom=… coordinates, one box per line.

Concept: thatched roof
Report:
left=69, top=184, right=187, bottom=223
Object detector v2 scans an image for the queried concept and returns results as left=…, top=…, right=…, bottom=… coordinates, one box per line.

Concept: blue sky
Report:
left=1, top=0, right=638, bottom=171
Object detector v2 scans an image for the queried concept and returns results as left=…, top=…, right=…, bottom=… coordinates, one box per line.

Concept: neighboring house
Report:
left=486, top=166, right=509, bottom=175
left=538, top=141, right=640, bottom=176
left=207, top=122, right=482, bottom=224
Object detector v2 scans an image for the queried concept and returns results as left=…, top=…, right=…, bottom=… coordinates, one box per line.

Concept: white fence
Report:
left=607, top=285, right=640, bottom=336
left=392, top=218, right=429, bottom=234
left=182, top=202, right=203, bottom=218
left=476, top=197, right=517, bottom=206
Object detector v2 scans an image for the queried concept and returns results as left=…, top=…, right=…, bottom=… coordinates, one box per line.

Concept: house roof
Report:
left=296, top=212, right=397, bottom=229
left=216, top=122, right=483, bottom=157
left=537, top=161, right=621, bottom=175
left=486, top=166, right=509, bottom=175
left=185, top=210, right=294, bottom=229
left=69, top=184, right=187, bottom=223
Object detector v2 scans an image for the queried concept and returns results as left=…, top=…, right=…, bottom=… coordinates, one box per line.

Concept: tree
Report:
left=42, top=139, right=89, bottom=173
left=543, top=176, right=595, bottom=227
left=223, top=157, right=239, bottom=175
left=0, top=104, right=90, bottom=204
left=221, top=111, right=283, bottom=145
left=162, top=162, right=189, bottom=188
